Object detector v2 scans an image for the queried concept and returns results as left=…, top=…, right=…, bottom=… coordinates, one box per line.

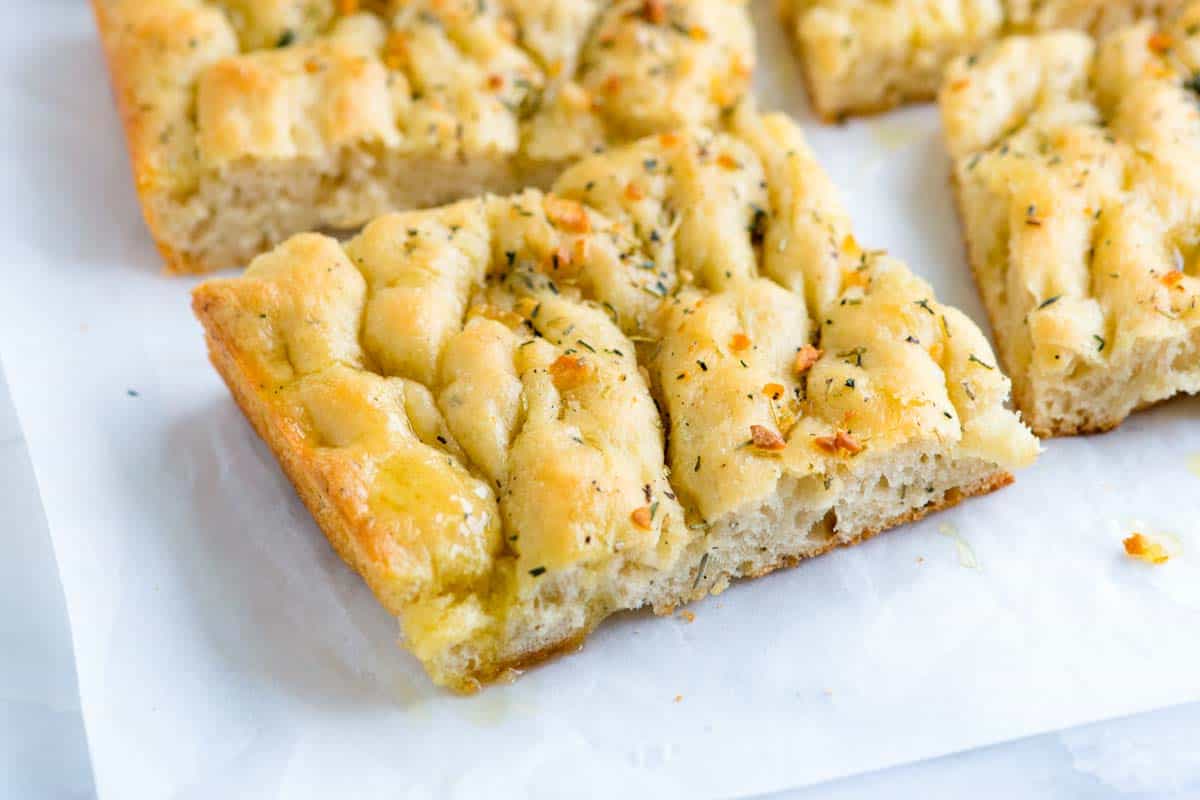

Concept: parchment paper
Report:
left=1, top=3, right=1197, bottom=798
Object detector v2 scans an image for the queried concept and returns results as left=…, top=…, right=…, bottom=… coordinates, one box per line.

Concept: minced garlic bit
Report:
left=1123, top=532, right=1170, bottom=565
left=793, top=344, right=822, bottom=375
left=814, top=430, right=863, bottom=456
left=1148, top=31, right=1174, bottom=53
left=543, top=195, right=591, bottom=234
left=750, top=424, right=787, bottom=452
left=1161, top=270, right=1184, bottom=288
left=549, top=353, right=592, bottom=391
left=631, top=506, right=654, bottom=530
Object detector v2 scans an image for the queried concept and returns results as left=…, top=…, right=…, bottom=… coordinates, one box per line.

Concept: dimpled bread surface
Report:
left=940, top=4, right=1200, bottom=434
left=93, top=0, right=754, bottom=272
left=193, top=110, right=1037, bottom=691
left=781, top=0, right=1184, bottom=120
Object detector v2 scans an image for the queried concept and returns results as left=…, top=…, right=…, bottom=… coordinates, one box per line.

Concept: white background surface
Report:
left=2, top=359, right=1199, bottom=799
left=2, top=2, right=1200, bottom=797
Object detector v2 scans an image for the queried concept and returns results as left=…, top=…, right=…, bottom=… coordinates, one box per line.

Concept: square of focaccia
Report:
left=92, top=0, right=754, bottom=274
left=940, top=6, right=1200, bottom=435
left=781, top=0, right=1184, bottom=121
left=193, top=109, right=1037, bottom=691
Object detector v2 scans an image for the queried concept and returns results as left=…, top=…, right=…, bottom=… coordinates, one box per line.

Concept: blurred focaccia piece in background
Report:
left=92, top=0, right=754, bottom=272
left=782, top=0, right=1183, bottom=121
left=940, top=4, right=1200, bottom=434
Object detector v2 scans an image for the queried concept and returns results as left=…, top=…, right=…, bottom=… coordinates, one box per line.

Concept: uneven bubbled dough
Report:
left=185, top=0, right=753, bottom=166
left=384, top=2, right=539, bottom=157
left=231, top=232, right=368, bottom=381
left=783, top=0, right=1004, bottom=116
left=294, top=366, right=503, bottom=602
left=578, top=0, right=754, bottom=138
left=196, top=16, right=400, bottom=167
left=551, top=129, right=768, bottom=293
left=655, top=281, right=808, bottom=521
left=940, top=5, right=1200, bottom=430
left=552, top=113, right=1034, bottom=528
left=730, top=109, right=852, bottom=316
left=344, top=199, right=492, bottom=386
left=196, top=233, right=504, bottom=611
left=1005, top=0, right=1187, bottom=35
left=807, top=262, right=959, bottom=449
left=98, top=0, right=241, bottom=193
left=438, top=317, right=524, bottom=485
left=97, top=0, right=757, bottom=274
left=194, top=113, right=1039, bottom=688
left=783, top=0, right=1186, bottom=119
left=503, top=294, right=686, bottom=581
left=483, top=191, right=671, bottom=334
left=193, top=190, right=701, bottom=665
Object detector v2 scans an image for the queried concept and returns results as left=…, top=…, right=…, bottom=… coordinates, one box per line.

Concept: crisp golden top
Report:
left=95, top=0, right=754, bottom=195
left=194, top=112, right=1036, bottom=686
left=941, top=4, right=1200, bottom=389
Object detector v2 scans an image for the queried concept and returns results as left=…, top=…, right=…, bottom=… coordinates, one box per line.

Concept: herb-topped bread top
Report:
left=193, top=110, right=1037, bottom=690
left=940, top=3, right=1200, bottom=433
left=93, top=0, right=754, bottom=271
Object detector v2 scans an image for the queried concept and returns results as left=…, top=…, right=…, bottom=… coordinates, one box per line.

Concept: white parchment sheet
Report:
left=1, top=3, right=1197, bottom=798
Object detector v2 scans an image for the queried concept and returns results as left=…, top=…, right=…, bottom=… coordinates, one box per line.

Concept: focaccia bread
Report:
left=92, top=0, right=754, bottom=273
left=193, top=110, right=1037, bottom=691
left=940, top=6, right=1200, bottom=435
left=781, top=0, right=1184, bottom=121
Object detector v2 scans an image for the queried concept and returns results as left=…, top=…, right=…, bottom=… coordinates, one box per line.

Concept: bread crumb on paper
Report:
left=1123, top=533, right=1171, bottom=565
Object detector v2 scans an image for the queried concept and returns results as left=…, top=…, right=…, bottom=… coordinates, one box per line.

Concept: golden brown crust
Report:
left=91, top=0, right=168, bottom=269
left=193, top=290, right=375, bottom=601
